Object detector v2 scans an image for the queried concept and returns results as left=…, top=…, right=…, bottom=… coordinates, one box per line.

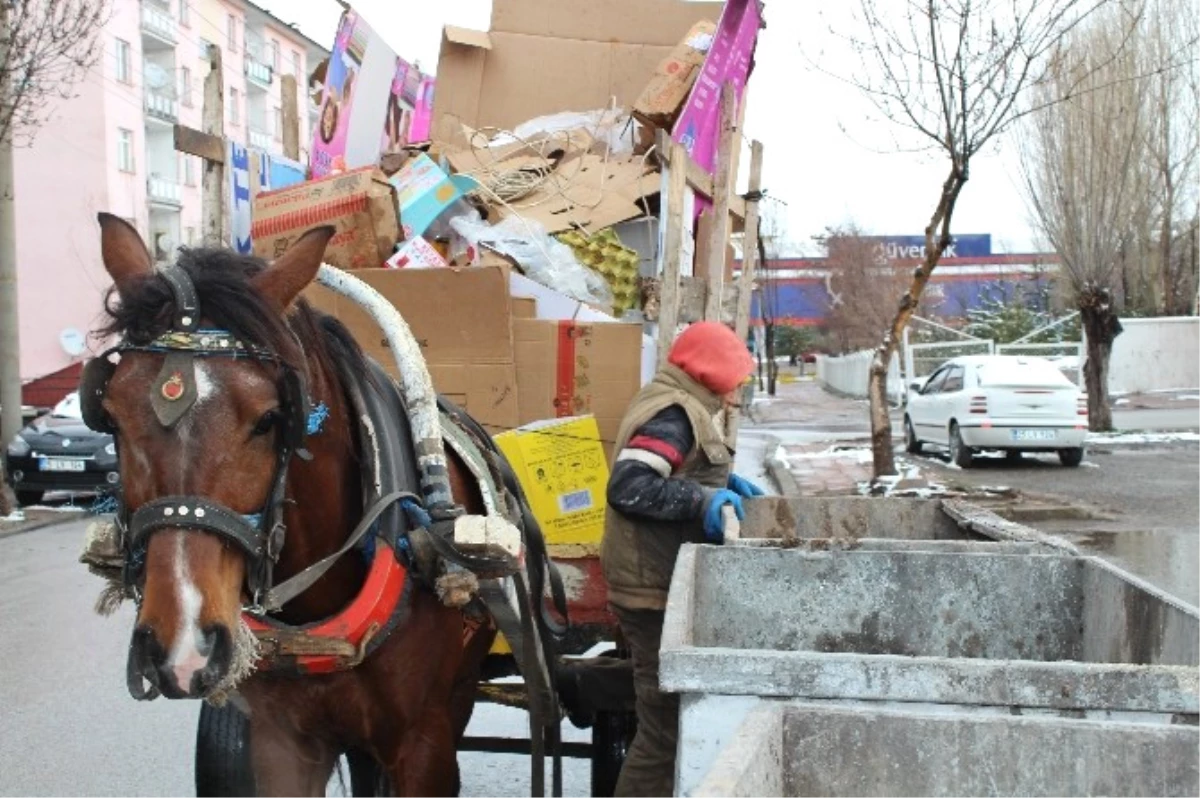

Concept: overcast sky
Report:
left=257, top=0, right=1042, bottom=255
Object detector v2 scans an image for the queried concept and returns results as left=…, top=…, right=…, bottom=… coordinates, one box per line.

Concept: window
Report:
left=229, top=87, right=240, bottom=124
left=179, top=0, right=189, bottom=27
left=179, top=66, right=192, bottom=107
left=226, top=15, right=238, bottom=52
left=199, top=36, right=213, bottom=60
left=185, top=227, right=197, bottom=245
left=273, top=107, right=282, bottom=138
left=268, top=40, right=280, bottom=71
left=117, top=128, right=135, bottom=172
left=941, top=366, right=965, bottom=393
left=292, top=51, right=301, bottom=77
left=115, top=38, right=131, bottom=84
left=922, top=368, right=948, bottom=395
left=182, top=154, right=196, bottom=186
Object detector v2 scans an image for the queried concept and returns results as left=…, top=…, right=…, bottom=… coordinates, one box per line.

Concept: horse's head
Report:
left=94, top=214, right=334, bottom=698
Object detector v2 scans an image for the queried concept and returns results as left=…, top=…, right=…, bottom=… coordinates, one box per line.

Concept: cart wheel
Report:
left=590, top=710, right=636, bottom=798
left=195, top=702, right=255, bottom=797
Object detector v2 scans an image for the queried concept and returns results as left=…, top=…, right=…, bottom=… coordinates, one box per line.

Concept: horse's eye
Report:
left=251, top=410, right=280, bottom=436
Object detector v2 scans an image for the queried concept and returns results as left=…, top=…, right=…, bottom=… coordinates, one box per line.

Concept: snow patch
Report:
left=1087, top=431, right=1200, bottom=444
left=1172, top=395, right=1200, bottom=401
left=1115, top=399, right=1130, bottom=406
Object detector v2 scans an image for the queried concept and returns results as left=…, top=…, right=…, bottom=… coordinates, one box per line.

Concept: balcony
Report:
left=147, top=176, right=183, bottom=208
left=245, top=58, right=272, bottom=90
left=141, top=3, right=177, bottom=48
left=248, top=126, right=273, bottom=152
left=144, top=87, right=178, bottom=123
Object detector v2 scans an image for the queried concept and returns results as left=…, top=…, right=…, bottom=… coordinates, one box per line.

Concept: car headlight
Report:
left=104, top=442, right=116, bottom=457
left=6, top=435, right=30, bottom=457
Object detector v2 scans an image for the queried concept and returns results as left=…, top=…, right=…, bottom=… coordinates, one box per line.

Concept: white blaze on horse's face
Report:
left=168, top=530, right=210, bottom=693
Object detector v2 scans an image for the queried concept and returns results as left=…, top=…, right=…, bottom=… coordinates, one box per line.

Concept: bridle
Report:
left=80, top=264, right=312, bottom=611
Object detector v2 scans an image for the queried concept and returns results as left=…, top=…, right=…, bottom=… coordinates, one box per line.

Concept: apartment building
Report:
left=14, top=0, right=329, bottom=404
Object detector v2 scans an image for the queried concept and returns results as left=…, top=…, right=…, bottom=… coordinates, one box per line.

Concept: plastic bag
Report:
left=485, top=109, right=640, bottom=157
left=449, top=214, right=615, bottom=312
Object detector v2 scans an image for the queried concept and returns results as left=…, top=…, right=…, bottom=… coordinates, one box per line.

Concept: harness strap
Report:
left=158, top=264, right=201, bottom=332
left=129, top=496, right=266, bottom=559
left=259, top=490, right=418, bottom=613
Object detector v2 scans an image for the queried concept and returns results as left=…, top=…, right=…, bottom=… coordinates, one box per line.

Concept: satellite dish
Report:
left=60, top=328, right=86, bottom=357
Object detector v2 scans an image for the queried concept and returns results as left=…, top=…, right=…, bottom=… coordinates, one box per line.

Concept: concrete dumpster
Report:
left=661, top=545, right=1199, bottom=797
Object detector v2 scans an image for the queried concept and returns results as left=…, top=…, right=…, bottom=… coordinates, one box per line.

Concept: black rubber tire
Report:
left=195, top=702, right=256, bottom=797
left=15, top=489, right=44, bottom=507
left=949, top=423, right=974, bottom=469
left=904, top=417, right=923, bottom=454
left=1005, top=450, right=1022, bottom=462
left=1058, top=447, right=1085, bottom=467
left=590, top=710, right=636, bottom=798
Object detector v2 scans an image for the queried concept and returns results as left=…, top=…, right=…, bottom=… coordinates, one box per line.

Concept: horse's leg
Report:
left=249, top=717, right=338, bottom=797
left=385, top=712, right=458, bottom=798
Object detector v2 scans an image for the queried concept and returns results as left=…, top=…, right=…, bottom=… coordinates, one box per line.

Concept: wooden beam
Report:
left=734, top=140, right=764, bottom=342
left=281, top=73, right=300, bottom=161
left=173, top=124, right=225, bottom=164
left=201, top=43, right=225, bottom=246
left=656, top=142, right=690, bottom=367
left=654, top=128, right=746, bottom=221
left=704, top=83, right=736, bottom=322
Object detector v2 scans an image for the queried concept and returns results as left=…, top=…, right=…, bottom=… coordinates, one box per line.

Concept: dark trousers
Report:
left=612, top=606, right=679, bottom=798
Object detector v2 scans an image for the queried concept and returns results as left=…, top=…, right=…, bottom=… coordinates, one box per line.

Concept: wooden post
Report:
left=656, top=143, right=690, bottom=367
left=201, top=44, right=225, bottom=245
left=281, top=73, right=300, bottom=161
left=733, top=141, right=764, bottom=342
left=704, top=83, right=737, bottom=322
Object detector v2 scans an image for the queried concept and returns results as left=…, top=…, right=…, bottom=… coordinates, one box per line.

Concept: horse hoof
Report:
left=436, top=571, right=478, bottom=608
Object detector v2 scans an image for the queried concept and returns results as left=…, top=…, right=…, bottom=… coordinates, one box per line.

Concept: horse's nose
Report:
left=164, top=624, right=233, bottom=697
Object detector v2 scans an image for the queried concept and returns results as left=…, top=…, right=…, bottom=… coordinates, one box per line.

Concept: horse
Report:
left=86, top=214, right=504, bottom=795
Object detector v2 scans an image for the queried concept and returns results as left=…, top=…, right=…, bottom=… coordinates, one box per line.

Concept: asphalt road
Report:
left=0, top=519, right=591, bottom=797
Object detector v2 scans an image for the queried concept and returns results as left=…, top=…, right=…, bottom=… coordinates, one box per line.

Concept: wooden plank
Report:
left=704, top=83, right=736, bottom=321
left=173, top=124, right=225, bottom=164
left=734, top=140, right=764, bottom=341
left=201, top=43, right=225, bottom=246
left=654, top=128, right=746, bottom=222
left=281, top=73, right=300, bottom=161
left=656, top=143, right=690, bottom=367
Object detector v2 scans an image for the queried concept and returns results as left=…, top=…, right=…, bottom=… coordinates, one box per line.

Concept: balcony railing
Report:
left=140, top=4, right=177, bottom=45
left=147, top=176, right=183, bottom=207
left=248, top=127, right=272, bottom=151
left=144, top=88, right=178, bottom=123
left=245, top=58, right=272, bottom=89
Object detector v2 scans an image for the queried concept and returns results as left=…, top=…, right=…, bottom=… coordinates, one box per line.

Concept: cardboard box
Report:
left=387, top=153, right=478, bottom=240
left=304, top=265, right=519, bottom=432
left=513, top=319, right=644, bottom=458
left=494, top=416, right=610, bottom=546
left=633, top=20, right=716, bottom=129
left=433, top=0, right=724, bottom=144
left=385, top=235, right=448, bottom=269
left=252, top=167, right=401, bottom=270
left=512, top=296, right=537, bottom=319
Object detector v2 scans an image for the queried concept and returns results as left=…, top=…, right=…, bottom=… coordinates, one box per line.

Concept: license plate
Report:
left=1010, top=429, right=1057, bottom=442
left=39, top=457, right=86, bottom=472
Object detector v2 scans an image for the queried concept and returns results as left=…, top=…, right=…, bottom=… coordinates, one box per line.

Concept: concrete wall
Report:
left=1104, top=317, right=1199, bottom=394
left=815, top=349, right=902, bottom=400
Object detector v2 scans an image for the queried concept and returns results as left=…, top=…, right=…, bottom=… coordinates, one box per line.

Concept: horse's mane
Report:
left=100, top=247, right=369, bottom=387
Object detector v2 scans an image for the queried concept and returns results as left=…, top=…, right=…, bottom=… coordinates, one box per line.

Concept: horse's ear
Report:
left=252, top=226, right=336, bottom=310
left=98, top=212, right=153, bottom=288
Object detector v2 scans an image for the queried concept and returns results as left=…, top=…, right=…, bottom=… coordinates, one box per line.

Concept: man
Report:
left=600, top=321, right=763, bottom=797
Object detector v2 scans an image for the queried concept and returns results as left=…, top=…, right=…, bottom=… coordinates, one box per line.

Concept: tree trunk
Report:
left=1079, top=287, right=1123, bottom=432
left=868, top=160, right=967, bottom=477
left=765, top=323, right=778, bottom=396
left=0, top=462, right=14, bottom=517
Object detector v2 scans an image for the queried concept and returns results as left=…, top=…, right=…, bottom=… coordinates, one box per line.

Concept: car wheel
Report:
left=1058, top=448, right=1084, bottom=467
left=15, top=489, right=44, bottom=507
left=1005, top=450, right=1022, bottom=462
left=904, top=417, right=923, bottom=454
left=949, top=423, right=974, bottom=468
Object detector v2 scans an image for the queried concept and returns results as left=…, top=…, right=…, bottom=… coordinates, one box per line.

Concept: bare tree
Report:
left=816, top=225, right=910, bottom=353
left=0, top=0, right=110, bottom=517
left=828, top=0, right=1110, bottom=477
left=1019, top=1, right=1190, bottom=430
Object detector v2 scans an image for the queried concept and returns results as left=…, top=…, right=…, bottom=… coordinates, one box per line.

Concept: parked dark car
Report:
left=5, top=392, right=119, bottom=506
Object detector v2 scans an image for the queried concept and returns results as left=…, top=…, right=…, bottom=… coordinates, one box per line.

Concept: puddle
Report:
left=1068, top=530, right=1199, bottom=607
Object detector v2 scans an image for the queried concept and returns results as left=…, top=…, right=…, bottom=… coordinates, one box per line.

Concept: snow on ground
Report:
left=1173, top=395, right=1200, bottom=401
left=1087, top=431, right=1200, bottom=444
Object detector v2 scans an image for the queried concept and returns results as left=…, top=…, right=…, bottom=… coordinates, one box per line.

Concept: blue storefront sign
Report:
left=863, top=234, right=992, bottom=259
left=228, top=142, right=252, bottom=254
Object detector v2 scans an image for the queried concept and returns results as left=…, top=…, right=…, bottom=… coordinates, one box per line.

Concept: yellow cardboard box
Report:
left=493, top=415, right=610, bottom=546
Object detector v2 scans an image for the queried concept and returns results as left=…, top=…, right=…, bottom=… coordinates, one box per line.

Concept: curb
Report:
left=762, top=436, right=802, bottom=497
left=0, top=511, right=87, bottom=541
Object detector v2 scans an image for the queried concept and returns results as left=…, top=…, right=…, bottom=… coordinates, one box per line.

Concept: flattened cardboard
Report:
left=304, top=265, right=518, bottom=432
left=633, top=20, right=717, bottom=128
left=513, top=319, right=644, bottom=458
left=433, top=0, right=724, bottom=144
left=252, top=166, right=400, bottom=270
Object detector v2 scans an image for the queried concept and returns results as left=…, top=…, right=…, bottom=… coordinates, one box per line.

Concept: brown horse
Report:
left=92, top=215, right=497, bottom=795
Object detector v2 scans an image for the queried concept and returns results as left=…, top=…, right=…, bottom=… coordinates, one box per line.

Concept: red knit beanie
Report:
left=667, top=322, right=755, bottom=396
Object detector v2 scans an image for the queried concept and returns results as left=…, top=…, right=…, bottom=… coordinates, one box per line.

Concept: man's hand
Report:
left=703, top=489, right=745, bottom=544
left=727, top=473, right=765, bottom=498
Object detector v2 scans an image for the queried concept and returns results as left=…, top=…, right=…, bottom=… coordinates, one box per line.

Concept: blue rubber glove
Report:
left=703, top=489, right=745, bottom=544
left=727, top=473, right=765, bottom=498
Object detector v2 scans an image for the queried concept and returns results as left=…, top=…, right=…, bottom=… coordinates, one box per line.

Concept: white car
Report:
left=904, top=355, right=1088, bottom=467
